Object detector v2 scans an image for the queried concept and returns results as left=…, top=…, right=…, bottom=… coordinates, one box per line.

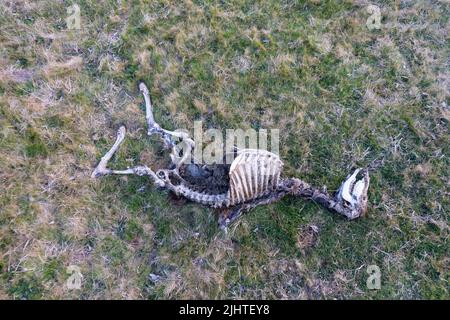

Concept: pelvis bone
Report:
left=92, top=83, right=370, bottom=229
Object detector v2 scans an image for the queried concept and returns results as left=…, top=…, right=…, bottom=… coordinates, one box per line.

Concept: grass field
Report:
left=0, top=0, right=448, bottom=299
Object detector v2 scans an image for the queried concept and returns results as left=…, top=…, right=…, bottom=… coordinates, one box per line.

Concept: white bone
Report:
left=339, top=168, right=360, bottom=204
left=139, top=82, right=195, bottom=168
left=228, top=150, right=283, bottom=205
left=91, top=126, right=126, bottom=178
left=91, top=126, right=164, bottom=186
left=352, top=179, right=366, bottom=201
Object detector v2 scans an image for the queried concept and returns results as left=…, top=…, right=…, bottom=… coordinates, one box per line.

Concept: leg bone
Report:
left=91, top=126, right=126, bottom=178
left=139, top=82, right=195, bottom=169
left=91, top=126, right=164, bottom=187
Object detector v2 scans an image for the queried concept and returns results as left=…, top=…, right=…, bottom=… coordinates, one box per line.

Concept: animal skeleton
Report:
left=92, top=83, right=370, bottom=230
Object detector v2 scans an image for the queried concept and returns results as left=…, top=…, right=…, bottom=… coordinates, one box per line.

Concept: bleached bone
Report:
left=217, top=168, right=370, bottom=229
left=228, top=149, right=283, bottom=206
left=335, top=168, right=370, bottom=219
left=139, top=83, right=194, bottom=170
left=92, top=82, right=371, bottom=230
left=91, top=126, right=127, bottom=178
left=91, top=126, right=165, bottom=187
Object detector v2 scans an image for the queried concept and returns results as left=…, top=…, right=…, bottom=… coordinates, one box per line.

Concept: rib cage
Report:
left=227, top=149, right=283, bottom=206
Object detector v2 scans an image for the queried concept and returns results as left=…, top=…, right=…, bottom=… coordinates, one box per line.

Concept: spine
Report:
left=176, top=185, right=229, bottom=208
